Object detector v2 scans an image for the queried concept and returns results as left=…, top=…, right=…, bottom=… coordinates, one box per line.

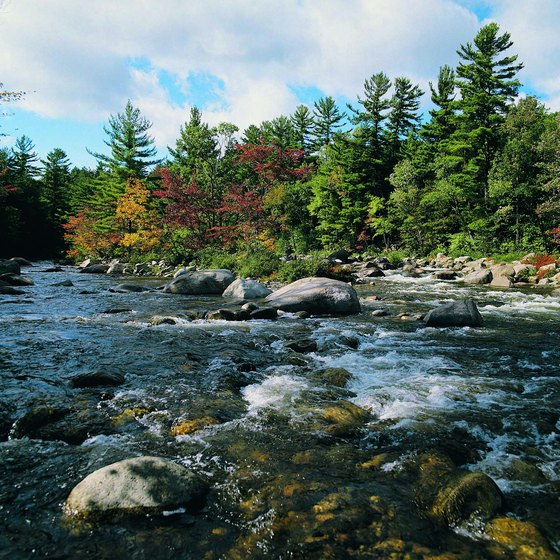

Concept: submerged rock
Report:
left=65, top=456, right=208, bottom=519
left=70, top=370, right=125, bottom=388
left=0, top=273, right=34, bottom=286
left=11, top=405, right=70, bottom=439
left=0, top=286, right=26, bottom=295
left=163, top=269, right=235, bottom=295
left=222, top=278, right=272, bottom=299
left=80, top=263, right=110, bottom=274
left=485, top=517, right=557, bottom=560
left=110, top=283, right=150, bottom=293
left=265, top=277, right=361, bottom=316
left=319, top=400, right=371, bottom=437
left=412, top=451, right=503, bottom=527
left=286, top=338, right=317, bottom=353
left=314, top=367, right=354, bottom=388
left=205, top=308, right=250, bottom=321
left=431, top=270, right=457, bottom=280
left=0, top=259, right=21, bottom=275
left=171, top=416, right=221, bottom=436
left=52, top=279, right=74, bottom=287
left=249, top=306, right=278, bottom=320
left=423, top=299, right=483, bottom=327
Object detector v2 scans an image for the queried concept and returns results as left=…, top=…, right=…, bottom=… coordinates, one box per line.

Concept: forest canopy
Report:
left=2, top=23, right=560, bottom=266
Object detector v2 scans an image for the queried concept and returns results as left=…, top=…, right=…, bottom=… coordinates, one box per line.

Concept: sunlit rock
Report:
left=265, top=277, right=361, bottom=316
left=222, top=278, right=272, bottom=299
left=462, top=269, right=493, bottom=284
left=65, top=456, right=207, bottom=519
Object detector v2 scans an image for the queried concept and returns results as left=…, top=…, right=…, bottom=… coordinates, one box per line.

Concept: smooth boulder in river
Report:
left=265, top=276, right=361, bottom=316
left=163, top=269, right=235, bottom=295
left=65, top=456, right=207, bottom=519
left=222, top=278, right=272, bottom=299
left=423, top=299, right=483, bottom=327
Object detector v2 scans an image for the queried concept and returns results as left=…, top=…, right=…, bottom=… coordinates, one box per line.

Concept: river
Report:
left=1, top=264, right=559, bottom=559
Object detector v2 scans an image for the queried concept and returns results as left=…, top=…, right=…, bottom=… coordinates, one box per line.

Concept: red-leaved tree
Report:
left=212, top=139, right=311, bottom=248
left=154, top=167, right=214, bottom=251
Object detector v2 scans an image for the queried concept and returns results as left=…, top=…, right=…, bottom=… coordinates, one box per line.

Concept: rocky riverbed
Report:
left=0, top=258, right=559, bottom=559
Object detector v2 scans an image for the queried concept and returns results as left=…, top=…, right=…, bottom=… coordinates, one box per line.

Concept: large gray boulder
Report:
left=163, top=269, right=235, bottom=295
left=264, top=277, right=361, bottom=316
left=424, top=299, right=483, bottom=327
left=65, top=456, right=207, bottom=519
left=462, top=269, right=493, bottom=284
left=222, top=278, right=272, bottom=299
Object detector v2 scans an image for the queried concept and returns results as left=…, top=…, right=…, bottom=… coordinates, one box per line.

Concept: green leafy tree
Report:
left=308, top=134, right=369, bottom=248
left=348, top=72, right=391, bottom=157
left=489, top=97, right=548, bottom=250
left=536, top=112, right=560, bottom=247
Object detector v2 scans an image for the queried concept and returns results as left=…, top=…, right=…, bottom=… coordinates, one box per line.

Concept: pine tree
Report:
left=384, top=77, right=424, bottom=161
left=89, top=100, right=161, bottom=182
left=455, top=23, right=523, bottom=204
left=348, top=72, right=391, bottom=156
left=168, top=107, right=218, bottom=180
left=41, top=148, right=72, bottom=224
left=290, top=105, right=314, bottom=153
left=312, top=96, right=346, bottom=150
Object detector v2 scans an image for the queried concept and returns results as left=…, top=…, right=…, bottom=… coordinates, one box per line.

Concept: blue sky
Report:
left=1, top=0, right=559, bottom=168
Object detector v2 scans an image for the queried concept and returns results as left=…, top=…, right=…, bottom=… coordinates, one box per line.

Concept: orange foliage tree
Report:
left=62, top=211, right=113, bottom=260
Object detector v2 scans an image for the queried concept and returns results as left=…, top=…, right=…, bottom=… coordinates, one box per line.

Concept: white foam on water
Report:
left=242, top=373, right=309, bottom=413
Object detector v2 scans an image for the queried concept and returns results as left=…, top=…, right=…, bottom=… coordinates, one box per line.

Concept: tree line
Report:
left=2, top=23, right=560, bottom=265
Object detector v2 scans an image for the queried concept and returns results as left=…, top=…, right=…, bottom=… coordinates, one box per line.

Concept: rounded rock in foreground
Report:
left=65, top=456, right=207, bottom=519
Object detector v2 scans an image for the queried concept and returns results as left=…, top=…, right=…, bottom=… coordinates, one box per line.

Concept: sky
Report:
left=1, top=0, right=559, bottom=168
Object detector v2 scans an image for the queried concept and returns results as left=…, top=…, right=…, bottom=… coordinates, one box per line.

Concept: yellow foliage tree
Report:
left=114, top=178, right=163, bottom=258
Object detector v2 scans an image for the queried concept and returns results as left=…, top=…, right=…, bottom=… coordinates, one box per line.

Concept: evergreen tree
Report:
left=40, top=148, right=72, bottom=254
left=312, top=96, right=346, bottom=150
left=384, top=77, right=424, bottom=161
left=348, top=72, right=391, bottom=156
left=41, top=148, right=72, bottom=224
left=290, top=105, right=314, bottom=153
left=308, top=133, right=369, bottom=248
left=89, top=100, right=161, bottom=181
left=455, top=22, right=523, bottom=204
left=168, top=107, right=218, bottom=180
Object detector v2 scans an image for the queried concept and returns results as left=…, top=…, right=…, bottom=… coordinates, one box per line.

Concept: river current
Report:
left=1, top=264, right=559, bottom=559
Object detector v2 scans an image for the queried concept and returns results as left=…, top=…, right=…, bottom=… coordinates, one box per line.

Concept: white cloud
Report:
left=484, top=0, right=560, bottom=106
left=1, top=0, right=558, bottom=162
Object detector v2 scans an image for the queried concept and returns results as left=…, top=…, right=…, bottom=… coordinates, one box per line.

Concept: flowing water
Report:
left=1, top=264, right=559, bottom=559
